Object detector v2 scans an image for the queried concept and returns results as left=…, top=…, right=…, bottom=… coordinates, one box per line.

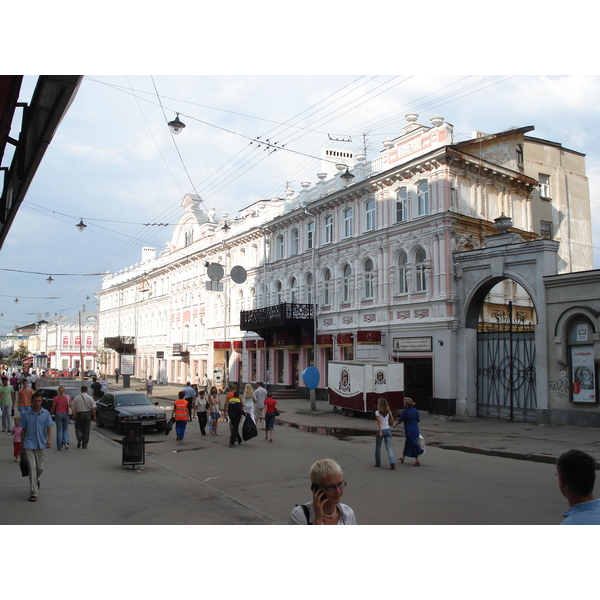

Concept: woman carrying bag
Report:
left=393, top=397, right=424, bottom=466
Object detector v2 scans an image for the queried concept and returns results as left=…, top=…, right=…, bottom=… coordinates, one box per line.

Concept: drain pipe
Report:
left=304, top=206, right=318, bottom=410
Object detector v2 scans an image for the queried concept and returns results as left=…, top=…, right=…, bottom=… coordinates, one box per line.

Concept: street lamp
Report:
left=167, top=113, right=186, bottom=135
left=340, top=168, right=355, bottom=185
left=76, top=218, right=87, bottom=232
left=47, top=275, right=54, bottom=284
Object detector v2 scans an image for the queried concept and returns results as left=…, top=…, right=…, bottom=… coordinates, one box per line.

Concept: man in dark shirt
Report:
left=90, top=376, right=103, bottom=400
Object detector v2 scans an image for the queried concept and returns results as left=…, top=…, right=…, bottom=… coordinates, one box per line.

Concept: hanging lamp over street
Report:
left=76, top=218, right=87, bottom=232
left=168, top=113, right=186, bottom=135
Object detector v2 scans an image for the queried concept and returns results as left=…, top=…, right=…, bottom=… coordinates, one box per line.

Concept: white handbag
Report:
left=418, top=433, right=426, bottom=454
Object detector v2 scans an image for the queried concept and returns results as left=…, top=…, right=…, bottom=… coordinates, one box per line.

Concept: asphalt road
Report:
left=1, top=414, right=565, bottom=525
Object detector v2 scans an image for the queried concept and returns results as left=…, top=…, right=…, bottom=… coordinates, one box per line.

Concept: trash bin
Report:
left=122, top=423, right=145, bottom=467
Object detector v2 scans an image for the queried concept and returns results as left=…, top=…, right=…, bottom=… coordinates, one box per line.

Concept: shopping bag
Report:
left=20, top=455, right=29, bottom=477
left=242, top=415, right=258, bottom=441
left=418, top=433, right=426, bottom=454
left=164, top=417, right=175, bottom=436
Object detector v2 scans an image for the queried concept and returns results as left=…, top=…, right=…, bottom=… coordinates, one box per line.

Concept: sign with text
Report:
left=393, top=337, right=432, bottom=352
left=120, top=354, right=135, bottom=376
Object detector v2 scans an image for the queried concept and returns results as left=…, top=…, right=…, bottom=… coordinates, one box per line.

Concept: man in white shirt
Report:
left=71, top=385, right=97, bottom=449
left=254, top=382, right=268, bottom=425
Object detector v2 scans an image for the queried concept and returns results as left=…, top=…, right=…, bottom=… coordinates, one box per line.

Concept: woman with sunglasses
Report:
left=288, top=458, right=357, bottom=525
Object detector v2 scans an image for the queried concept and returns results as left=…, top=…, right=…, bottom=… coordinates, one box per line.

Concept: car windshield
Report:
left=116, top=394, right=153, bottom=407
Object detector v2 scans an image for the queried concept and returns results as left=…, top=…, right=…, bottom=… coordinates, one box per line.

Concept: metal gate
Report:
left=477, top=321, right=537, bottom=422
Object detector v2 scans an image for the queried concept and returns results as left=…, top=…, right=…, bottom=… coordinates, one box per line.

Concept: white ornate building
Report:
left=97, top=113, right=594, bottom=423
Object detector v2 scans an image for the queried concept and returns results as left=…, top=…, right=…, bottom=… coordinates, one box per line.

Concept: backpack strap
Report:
left=295, top=503, right=312, bottom=524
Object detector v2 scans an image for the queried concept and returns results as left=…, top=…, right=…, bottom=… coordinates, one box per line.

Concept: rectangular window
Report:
left=276, top=235, right=284, bottom=259
left=324, top=216, right=333, bottom=244
left=307, top=222, right=314, bottom=250
left=290, top=229, right=299, bottom=255
left=365, top=199, right=376, bottom=231
left=539, top=174, right=551, bottom=199
left=417, top=181, right=429, bottom=216
left=343, top=208, right=353, bottom=238
left=396, top=188, right=408, bottom=222
left=540, top=221, right=552, bottom=239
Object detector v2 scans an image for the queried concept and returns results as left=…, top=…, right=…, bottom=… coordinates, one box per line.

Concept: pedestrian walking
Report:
left=242, top=383, right=256, bottom=424
left=557, top=449, right=600, bottom=524
left=9, top=416, right=22, bottom=461
left=19, top=391, right=53, bottom=502
left=393, top=397, right=423, bottom=466
left=374, top=397, right=396, bottom=470
left=50, top=385, right=73, bottom=450
left=182, top=381, right=197, bottom=421
left=146, top=375, right=154, bottom=398
left=17, top=379, right=33, bottom=418
left=114, top=367, right=119, bottom=383
left=71, top=386, right=96, bottom=449
left=173, top=391, right=189, bottom=441
left=254, top=381, right=267, bottom=425
left=195, top=389, right=208, bottom=435
left=225, top=389, right=243, bottom=447
left=90, top=376, right=103, bottom=400
left=288, top=458, right=357, bottom=525
left=263, top=394, right=278, bottom=442
left=0, top=376, right=14, bottom=432
left=208, top=386, right=221, bottom=435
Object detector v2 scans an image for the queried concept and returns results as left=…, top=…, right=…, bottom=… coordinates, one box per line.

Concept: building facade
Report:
left=97, top=113, right=596, bottom=424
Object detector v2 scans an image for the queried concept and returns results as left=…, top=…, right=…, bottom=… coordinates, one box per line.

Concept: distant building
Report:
left=97, top=114, right=598, bottom=425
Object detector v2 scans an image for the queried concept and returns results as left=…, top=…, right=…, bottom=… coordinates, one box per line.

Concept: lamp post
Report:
left=304, top=206, right=318, bottom=410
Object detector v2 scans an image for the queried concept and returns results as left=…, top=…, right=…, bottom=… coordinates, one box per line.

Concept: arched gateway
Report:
left=453, top=230, right=560, bottom=422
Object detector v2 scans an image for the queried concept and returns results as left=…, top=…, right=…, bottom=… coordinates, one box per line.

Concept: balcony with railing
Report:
left=240, top=302, right=314, bottom=345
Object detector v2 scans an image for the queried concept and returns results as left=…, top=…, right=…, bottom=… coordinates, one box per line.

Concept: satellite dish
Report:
left=37, top=313, right=42, bottom=320
left=230, top=265, right=247, bottom=284
left=206, top=262, right=224, bottom=281
left=44, top=312, right=50, bottom=317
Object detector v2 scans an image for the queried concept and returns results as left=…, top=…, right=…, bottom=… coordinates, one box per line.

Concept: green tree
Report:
left=9, top=343, right=29, bottom=364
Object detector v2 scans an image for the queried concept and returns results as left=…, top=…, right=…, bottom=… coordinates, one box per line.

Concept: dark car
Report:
left=84, top=370, right=97, bottom=378
left=37, top=385, right=82, bottom=415
left=96, top=391, right=167, bottom=434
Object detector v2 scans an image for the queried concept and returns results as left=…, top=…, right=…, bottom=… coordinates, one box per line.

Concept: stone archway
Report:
left=453, top=232, right=559, bottom=421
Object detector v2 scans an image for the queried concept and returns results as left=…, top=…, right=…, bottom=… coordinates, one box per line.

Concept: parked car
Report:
left=95, top=391, right=167, bottom=434
left=37, top=385, right=82, bottom=416
left=84, top=370, right=97, bottom=378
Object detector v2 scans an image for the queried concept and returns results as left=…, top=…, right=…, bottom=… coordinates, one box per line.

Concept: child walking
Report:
left=9, top=416, right=22, bottom=461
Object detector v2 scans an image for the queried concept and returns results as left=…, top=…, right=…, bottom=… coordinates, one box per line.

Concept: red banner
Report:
left=317, top=334, right=333, bottom=348
left=213, top=341, right=231, bottom=350
left=356, top=330, right=381, bottom=345
left=337, top=333, right=353, bottom=347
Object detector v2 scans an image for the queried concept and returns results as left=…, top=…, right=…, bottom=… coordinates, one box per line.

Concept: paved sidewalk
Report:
left=139, top=381, right=600, bottom=465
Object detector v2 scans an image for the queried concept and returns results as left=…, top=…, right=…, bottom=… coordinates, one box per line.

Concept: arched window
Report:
left=417, top=180, right=430, bottom=216
left=396, top=187, right=408, bottom=222
left=342, top=264, right=352, bottom=303
left=397, top=251, right=408, bottom=295
left=415, top=247, right=428, bottom=292
left=323, top=269, right=332, bottom=306
left=306, top=273, right=313, bottom=304
left=290, top=277, right=298, bottom=303
left=364, top=259, right=374, bottom=299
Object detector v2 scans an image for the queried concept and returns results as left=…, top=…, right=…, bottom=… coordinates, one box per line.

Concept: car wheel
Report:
left=96, top=414, right=104, bottom=428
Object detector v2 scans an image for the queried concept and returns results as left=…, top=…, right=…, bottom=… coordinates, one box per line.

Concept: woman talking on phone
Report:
left=288, top=458, right=357, bottom=525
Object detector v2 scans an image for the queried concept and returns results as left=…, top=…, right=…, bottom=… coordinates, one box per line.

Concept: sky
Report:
left=2, top=72, right=599, bottom=334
